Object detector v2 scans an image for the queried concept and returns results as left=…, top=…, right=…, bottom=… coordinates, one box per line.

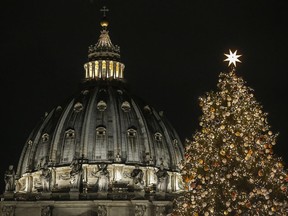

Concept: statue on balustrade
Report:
left=69, top=156, right=84, bottom=190
left=4, top=165, right=15, bottom=192
left=130, top=165, right=144, bottom=189
left=40, top=163, right=51, bottom=192
left=92, top=163, right=110, bottom=192
left=155, top=164, right=169, bottom=192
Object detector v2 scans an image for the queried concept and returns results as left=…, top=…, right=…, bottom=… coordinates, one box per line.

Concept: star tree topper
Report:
left=224, top=49, right=242, bottom=67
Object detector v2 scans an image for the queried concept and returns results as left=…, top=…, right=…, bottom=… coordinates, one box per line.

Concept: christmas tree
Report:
left=172, top=50, right=288, bottom=215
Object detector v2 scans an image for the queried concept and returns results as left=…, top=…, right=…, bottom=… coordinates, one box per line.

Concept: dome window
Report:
left=96, top=126, right=106, bottom=136
left=102, top=60, right=107, bottom=78
left=74, top=102, right=83, bottom=112
left=121, top=101, right=131, bottom=112
left=109, top=61, right=113, bottom=78
left=127, top=128, right=137, bottom=137
left=97, top=100, right=107, bottom=111
left=65, top=129, right=75, bottom=139
left=42, top=133, right=49, bottom=142
left=154, top=132, right=162, bottom=142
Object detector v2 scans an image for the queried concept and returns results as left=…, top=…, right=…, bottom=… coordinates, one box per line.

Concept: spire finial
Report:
left=100, top=6, right=109, bottom=28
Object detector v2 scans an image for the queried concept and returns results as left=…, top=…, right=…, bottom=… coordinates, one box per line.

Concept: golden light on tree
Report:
left=172, top=51, right=288, bottom=215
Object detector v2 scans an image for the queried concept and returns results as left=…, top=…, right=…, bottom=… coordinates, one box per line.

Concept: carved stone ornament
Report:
left=1, top=205, right=15, bottom=216
left=121, top=101, right=131, bottom=112
left=74, top=102, right=83, bottom=112
left=97, top=100, right=107, bottom=111
left=135, top=205, right=146, bottom=216
left=41, top=206, right=52, bottom=216
left=155, top=206, right=166, bottom=216
left=96, top=205, right=107, bottom=216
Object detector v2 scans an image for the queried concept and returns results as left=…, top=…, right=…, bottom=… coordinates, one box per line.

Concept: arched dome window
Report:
left=74, top=102, right=83, bottom=112
left=42, top=133, right=49, bottom=142
left=121, top=101, right=131, bottom=112
left=94, top=126, right=107, bottom=160
left=65, top=129, right=75, bottom=139
left=95, top=61, right=99, bottom=77
left=62, top=129, right=76, bottom=163
left=97, top=100, right=107, bottom=111
left=102, top=60, right=107, bottom=78
left=126, top=127, right=139, bottom=162
left=127, top=127, right=137, bottom=137
left=109, top=61, right=113, bottom=78
left=154, top=132, right=162, bottom=142
left=96, top=126, right=106, bottom=136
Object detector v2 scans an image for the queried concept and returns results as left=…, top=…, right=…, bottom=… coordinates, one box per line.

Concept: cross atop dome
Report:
left=100, top=6, right=109, bottom=28
left=100, top=6, right=109, bottom=30
left=100, top=6, right=109, bottom=17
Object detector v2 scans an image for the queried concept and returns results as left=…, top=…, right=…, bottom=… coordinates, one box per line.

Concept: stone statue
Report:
left=96, top=205, right=107, bottom=216
left=69, top=156, right=83, bottom=189
left=4, top=165, right=15, bottom=192
left=92, top=163, right=109, bottom=192
left=40, top=164, right=51, bottom=192
left=37, top=157, right=46, bottom=171
left=135, top=205, right=146, bottom=216
left=130, top=165, right=144, bottom=188
left=155, top=164, right=169, bottom=192
left=41, top=206, right=52, bottom=216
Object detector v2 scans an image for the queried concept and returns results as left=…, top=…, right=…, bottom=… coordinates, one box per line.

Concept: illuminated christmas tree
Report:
left=172, top=50, right=288, bottom=215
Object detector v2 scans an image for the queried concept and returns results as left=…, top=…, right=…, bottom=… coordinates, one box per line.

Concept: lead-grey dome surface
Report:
left=17, top=81, right=184, bottom=177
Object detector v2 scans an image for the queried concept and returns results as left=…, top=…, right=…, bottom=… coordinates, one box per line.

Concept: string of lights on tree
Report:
left=172, top=50, right=288, bottom=215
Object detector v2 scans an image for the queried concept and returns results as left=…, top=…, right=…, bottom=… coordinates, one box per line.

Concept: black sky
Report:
left=1, top=1, right=287, bottom=192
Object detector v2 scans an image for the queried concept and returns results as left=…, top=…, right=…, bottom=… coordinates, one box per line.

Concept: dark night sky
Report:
left=1, top=1, right=287, bottom=192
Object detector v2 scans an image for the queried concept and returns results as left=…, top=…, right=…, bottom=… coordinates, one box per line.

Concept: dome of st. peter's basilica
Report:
left=1, top=12, right=184, bottom=216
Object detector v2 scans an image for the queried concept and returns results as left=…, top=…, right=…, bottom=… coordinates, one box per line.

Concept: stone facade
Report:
left=0, top=200, right=173, bottom=216
left=14, top=164, right=182, bottom=195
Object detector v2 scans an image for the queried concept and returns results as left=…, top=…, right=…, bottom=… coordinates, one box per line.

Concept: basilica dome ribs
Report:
left=13, top=13, right=184, bottom=200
